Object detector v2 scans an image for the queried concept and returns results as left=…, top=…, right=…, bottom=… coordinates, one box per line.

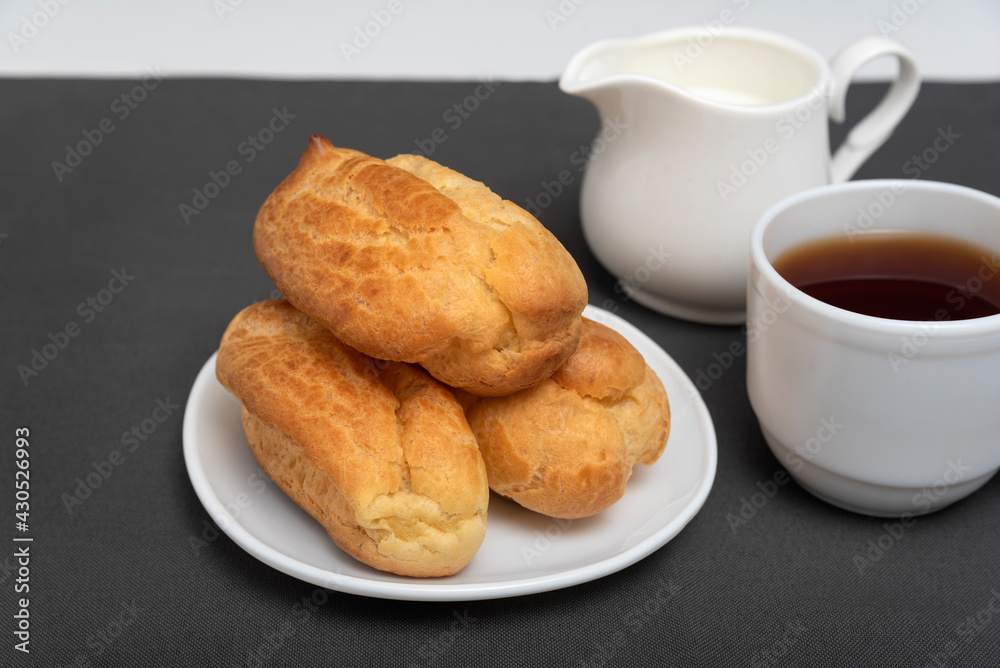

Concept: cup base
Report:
left=627, top=287, right=746, bottom=325
left=760, top=425, right=997, bottom=517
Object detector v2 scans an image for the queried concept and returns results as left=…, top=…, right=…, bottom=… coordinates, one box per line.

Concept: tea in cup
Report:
left=747, top=180, right=1000, bottom=516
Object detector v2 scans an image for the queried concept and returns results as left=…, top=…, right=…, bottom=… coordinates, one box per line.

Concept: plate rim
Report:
left=182, top=304, right=717, bottom=601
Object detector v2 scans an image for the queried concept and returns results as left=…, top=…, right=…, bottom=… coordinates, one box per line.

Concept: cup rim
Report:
left=560, top=26, right=830, bottom=112
left=749, top=179, right=1000, bottom=338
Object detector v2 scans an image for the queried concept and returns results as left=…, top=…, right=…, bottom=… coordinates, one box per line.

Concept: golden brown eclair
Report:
left=463, top=318, right=670, bottom=519
left=253, top=135, right=588, bottom=396
left=216, top=299, right=489, bottom=577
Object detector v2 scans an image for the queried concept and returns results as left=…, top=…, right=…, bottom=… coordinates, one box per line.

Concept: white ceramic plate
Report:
left=182, top=305, right=717, bottom=601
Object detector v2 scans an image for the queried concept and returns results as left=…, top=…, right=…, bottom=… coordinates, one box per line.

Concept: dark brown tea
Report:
left=772, top=232, right=1000, bottom=321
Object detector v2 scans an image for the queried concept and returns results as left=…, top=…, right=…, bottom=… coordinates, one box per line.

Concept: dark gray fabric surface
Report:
left=2, top=77, right=999, bottom=667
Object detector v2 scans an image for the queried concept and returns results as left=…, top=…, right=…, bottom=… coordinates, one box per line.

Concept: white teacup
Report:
left=747, top=180, right=1000, bottom=517
left=561, top=27, right=920, bottom=324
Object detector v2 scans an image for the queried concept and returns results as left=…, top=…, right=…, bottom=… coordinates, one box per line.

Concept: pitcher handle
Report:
left=827, top=36, right=920, bottom=184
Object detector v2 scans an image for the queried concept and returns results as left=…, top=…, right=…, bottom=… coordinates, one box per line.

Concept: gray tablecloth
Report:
left=2, top=77, right=999, bottom=667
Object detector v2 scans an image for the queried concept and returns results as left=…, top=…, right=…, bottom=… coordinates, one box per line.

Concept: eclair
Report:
left=253, top=136, right=588, bottom=396
left=463, top=318, right=670, bottom=519
left=216, top=299, right=489, bottom=577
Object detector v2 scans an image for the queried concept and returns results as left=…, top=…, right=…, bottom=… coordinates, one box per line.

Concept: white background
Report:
left=2, top=0, right=999, bottom=81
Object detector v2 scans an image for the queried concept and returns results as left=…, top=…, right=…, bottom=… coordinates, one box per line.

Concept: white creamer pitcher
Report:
left=560, top=27, right=920, bottom=324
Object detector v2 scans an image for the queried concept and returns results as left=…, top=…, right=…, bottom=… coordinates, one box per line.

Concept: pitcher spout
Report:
left=558, top=32, right=705, bottom=115
left=559, top=34, right=665, bottom=99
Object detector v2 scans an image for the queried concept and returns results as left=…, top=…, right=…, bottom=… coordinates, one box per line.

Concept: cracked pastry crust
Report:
left=463, top=318, right=670, bottom=519
left=216, top=299, right=489, bottom=577
left=252, top=135, right=588, bottom=396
